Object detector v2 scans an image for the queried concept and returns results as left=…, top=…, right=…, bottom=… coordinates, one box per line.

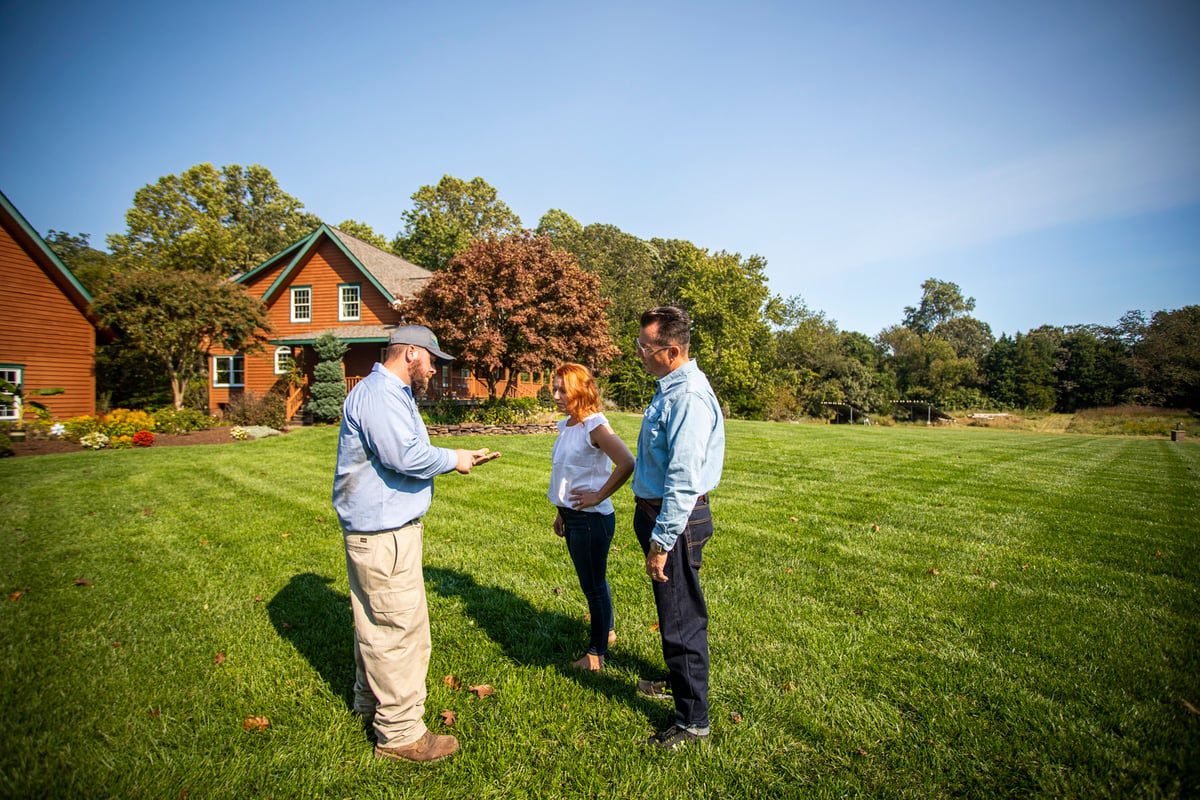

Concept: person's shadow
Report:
left=268, top=570, right=670, bottom=726
left=267, top=573, right=356, bottom=708
left=424, top=566, right=668, bottom=722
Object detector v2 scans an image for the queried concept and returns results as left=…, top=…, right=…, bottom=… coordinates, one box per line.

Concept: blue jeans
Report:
left=635, top=495, right=712, bottom=730
left=558, top=507, right=616, bottom=656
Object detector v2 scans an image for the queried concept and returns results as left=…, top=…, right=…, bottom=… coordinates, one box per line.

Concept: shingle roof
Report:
left=326, top=226, right=432, bottom=301
left=269, top=324, right=396, bottom=344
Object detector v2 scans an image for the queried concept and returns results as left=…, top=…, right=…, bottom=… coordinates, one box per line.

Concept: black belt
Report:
left=636, top=494, right=708, bottom=513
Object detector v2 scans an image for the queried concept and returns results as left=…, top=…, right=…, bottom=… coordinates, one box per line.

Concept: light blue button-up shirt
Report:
left=332, top=362, right=458, bottom=532
left=631, top=359, right=725, bottom=551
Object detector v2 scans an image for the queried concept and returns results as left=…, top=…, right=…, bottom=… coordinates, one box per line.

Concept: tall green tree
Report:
left=90, top=270, right=271, bottom=409
left=45, top=230, right=118, bottom=294
left=107, top=163, right=318, bottom=276
left=399, top=232, right=619, bottom=399
left=1132, top=305, right=1200, bottom=408
left=902, top=278, right=976, bottom=334
left=393, top=175, right=522, bottom=271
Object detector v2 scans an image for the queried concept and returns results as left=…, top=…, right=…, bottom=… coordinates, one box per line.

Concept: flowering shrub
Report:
left=104, top=409, right=156, bottom=438
left=79, top=432, right=109, bottom=450
left=153, top=407, right=217, bottom=434
left=230, top=426, right=249, bottom=440
left=110, top=435, right=133, bottom=450
left=64, top=415, right=106, bottom=443
left=132, top=430, right=155, bottom=447
left=50, top=423, right=66, bottom=438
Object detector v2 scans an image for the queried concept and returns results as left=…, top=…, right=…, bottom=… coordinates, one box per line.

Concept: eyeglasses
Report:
left=635, top=338, right=669, bottom=356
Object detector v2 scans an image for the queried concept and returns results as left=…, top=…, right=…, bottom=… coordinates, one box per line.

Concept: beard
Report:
left=409, top=371, right=430, bottom=397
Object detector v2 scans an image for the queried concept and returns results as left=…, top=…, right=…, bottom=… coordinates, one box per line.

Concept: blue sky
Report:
left=2, top=0, right=1197, bottom=338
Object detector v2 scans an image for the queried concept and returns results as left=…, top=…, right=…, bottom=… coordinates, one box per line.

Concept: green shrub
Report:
left=63, top=415, right=105, bottom=443
left=308, top=332, right=349, bottom=424
left=0, top=434, right=12, bottom=458
left=153, top=407, right=218, bottom=434
left=225, top=392, right=287, bottom=430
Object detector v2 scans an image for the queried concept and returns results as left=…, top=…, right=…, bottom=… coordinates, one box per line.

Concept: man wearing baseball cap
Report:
left=333, top=324, right=500, bottom=763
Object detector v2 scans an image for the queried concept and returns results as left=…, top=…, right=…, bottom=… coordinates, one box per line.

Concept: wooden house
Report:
left=209, top=225, right=548, bottom=419
left=0, top=189, right=103, bottom=423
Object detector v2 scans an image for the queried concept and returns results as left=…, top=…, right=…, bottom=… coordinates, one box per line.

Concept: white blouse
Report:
left=547, top=412, right=615, bottom=515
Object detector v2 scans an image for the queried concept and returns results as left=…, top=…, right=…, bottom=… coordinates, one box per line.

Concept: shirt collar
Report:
left=656, top=358, right=698, bottom=391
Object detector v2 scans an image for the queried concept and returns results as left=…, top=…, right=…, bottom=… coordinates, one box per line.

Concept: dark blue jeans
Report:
left=559, top=507, right=616, bottom=657
left=635, top=495, right=713, bottom=730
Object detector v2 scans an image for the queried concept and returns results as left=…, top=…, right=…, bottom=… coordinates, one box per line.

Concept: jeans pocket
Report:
left=685, top=516, right=713, bottom=568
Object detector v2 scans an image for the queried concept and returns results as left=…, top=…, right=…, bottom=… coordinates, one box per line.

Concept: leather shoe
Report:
left=374, top=729, right=460, bottom=763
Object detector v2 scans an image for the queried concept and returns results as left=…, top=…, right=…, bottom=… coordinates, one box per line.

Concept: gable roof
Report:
left=238, top=224, right=432, bottom=306
left=0, top=188, right=95, bottom=319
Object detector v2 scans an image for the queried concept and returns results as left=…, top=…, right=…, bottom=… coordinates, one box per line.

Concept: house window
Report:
left=339, top=283, right=361, bottom=321
left=0, top=366, right=22, bottom=421
left=291, top=286, right=312, bottom=323
left=213, top=355, right=245, bottom=387
left=274, top=347, right=293, bottom=376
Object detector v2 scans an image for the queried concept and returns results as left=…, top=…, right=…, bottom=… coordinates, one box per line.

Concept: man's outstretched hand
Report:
left=455, top=448, right=501, bottom=474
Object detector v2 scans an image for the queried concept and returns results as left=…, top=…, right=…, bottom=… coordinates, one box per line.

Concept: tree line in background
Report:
left=46, top=164, right=1200, bottom=418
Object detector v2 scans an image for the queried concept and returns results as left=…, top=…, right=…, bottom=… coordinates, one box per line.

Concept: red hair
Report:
left=555, top=363, right=602, bottom=420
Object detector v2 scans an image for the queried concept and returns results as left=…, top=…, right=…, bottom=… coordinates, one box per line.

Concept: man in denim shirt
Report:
left=333, top=325, right=500, bottom=763
left=630, top=306, right=726, bottom=750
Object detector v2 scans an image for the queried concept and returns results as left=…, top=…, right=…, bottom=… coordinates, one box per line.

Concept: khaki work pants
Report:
left=344, top=521, right=431, bottom=748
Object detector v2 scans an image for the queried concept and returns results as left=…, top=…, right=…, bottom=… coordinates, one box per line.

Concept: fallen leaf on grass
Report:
left=254, top=595, right=264, bottom=603
left=1154, top=550, right=1163, bottom=558
left=650, top=623, right=660, bottom=633
left=782, top=682, right=795, bottom=692
left=111, top=641, right=122, bottom=647
left=143, top=509, right=153, bottom=516
left=440, top=710, right=456, bottom=726
left=730, top=712, right=743, bottom=724
left=200, top=539, right=208, bottom=546
left=853, top=609, right=864, bottom=616
left=88, top=511, right=96, bottom=516
left=785, top=568, right=794, bottom=574
left=1182, top=699, right=1199, bottom=716
left=442, top=674, right=462, bottom=691
left=149, top=708, right=160, bottom=718
left=9, top=590, right=22, bottom=602
left=280, top=622, right=293, bottom=630
left=468, top=684, right=495, bottom=698
left=214, top=652, right=226, bottom=665
left=928, top=568, right=940, bottom=576
left=280, top=532, right=292, bottom=539
left=553, top=587, right=564, bottom=595
left=74, top=578, right=93, bottom=586
left=242, top=715, right=269, bottom=732
left=855, top=747, right=868, bottom=757
left=988, top=582, right=998, bottom=590
left=979, top=553, right=987, bottom=559
left=871, top=524, right=880, bottom=532
left=789, top=516, right=798, bottom=522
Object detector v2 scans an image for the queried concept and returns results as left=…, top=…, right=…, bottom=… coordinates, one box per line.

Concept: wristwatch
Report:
left=649, top=541, right=667, bottom=555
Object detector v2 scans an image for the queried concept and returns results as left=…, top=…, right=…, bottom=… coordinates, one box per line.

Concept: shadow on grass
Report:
left=267, top=572, right=356, bottom=709
left=425, top=566, right=670, bottom=725
left=267, top=569, right=672, bottom=727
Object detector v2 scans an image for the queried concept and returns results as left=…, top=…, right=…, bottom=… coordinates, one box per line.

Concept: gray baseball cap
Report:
left=389, top=325, right=454, bottom=365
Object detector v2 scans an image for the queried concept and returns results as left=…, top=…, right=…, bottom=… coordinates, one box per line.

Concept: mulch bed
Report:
left=9, top=426, right=254, bottom=457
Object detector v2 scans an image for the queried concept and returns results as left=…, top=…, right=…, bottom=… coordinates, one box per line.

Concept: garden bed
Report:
left=9, top=426, right=252, bottom=456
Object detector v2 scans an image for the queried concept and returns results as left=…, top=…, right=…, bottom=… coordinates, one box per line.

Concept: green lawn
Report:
left=1, top=418, right=1197, bottom=799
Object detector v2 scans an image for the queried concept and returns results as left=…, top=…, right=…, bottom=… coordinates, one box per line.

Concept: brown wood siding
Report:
left=0, top=226, right=96, bottom=420
left=264, top=239, right=401, bottom=331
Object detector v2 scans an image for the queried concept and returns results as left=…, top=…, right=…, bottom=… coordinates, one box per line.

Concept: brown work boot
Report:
left=374, top=729, right=460, bottom=763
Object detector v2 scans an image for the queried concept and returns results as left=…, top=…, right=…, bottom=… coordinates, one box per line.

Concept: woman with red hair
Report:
left=549, top=363, right=635, bottom=671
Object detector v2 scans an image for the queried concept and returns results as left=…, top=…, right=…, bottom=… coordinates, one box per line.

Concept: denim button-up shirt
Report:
left=631, top=359, right=725, bottom=551
left=332, top=362, right=458, bottom=532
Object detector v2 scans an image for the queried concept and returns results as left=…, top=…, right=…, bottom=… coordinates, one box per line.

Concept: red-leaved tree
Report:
left=399, top=232, right=620, bottom=398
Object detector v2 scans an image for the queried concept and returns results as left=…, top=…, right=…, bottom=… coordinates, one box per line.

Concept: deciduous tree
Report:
left=45, top=230, right=118, bottom=294
left=91, top=270, right=270, bottom=409
left=107, top=163, right=318, bottom=276
left=902, top=278, right=976, bottom=334
left=335, top=220, right=391, bottom=251
left=393, top=176, right=522, bottom=271
left=399, top=232, right=618, bottom=398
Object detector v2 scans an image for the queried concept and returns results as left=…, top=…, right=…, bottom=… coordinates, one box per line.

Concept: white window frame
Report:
left=339, top=283, right=361, bottom=322
left=0, top=366, right=22, bottom=421
left=291, top=286, right=312, bottom=323
left=212, top=355, right=245, bottom=388
left=273, top=347, right=294, bottom=376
